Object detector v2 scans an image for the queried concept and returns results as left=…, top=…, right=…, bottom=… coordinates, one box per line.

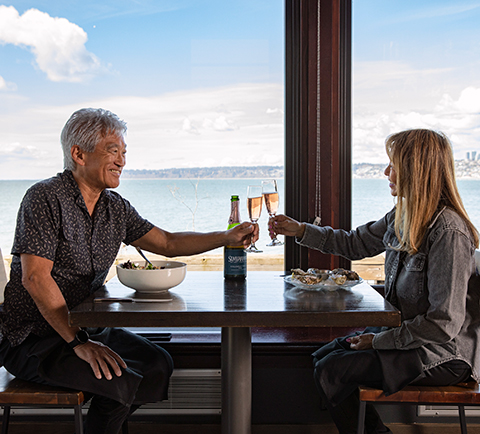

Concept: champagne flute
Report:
left=262, top=179, right=284, bottom=246
left=245, top=185, right=263, bottom=253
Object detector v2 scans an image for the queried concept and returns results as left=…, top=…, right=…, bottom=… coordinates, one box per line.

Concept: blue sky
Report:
left=0, top=0, right=480, bottom=179
left=0, top=0, right=284, bottom=179
left=352, top=0, right=480, bottom=163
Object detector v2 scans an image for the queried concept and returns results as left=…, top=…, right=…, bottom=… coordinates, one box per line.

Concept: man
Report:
left=0, top=108, right=257, bottom=433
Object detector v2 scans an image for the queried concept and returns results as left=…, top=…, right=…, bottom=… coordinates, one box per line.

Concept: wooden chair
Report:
left=357, top=382, right=480, bottom=434
left=0, top=367, right=85, bottom=434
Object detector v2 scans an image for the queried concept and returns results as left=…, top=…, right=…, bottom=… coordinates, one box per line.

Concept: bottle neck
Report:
left=228, top=201, right=241, bottom=227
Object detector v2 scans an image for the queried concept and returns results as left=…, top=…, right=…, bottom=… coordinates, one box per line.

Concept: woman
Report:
left=269, top=129, right=480, bottom=434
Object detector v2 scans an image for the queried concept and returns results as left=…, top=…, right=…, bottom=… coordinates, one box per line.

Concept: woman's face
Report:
left=384, top=161, right=398, bottom=197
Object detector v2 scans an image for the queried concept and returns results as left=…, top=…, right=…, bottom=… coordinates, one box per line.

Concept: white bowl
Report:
left=116, top=260, right=187, bottom=293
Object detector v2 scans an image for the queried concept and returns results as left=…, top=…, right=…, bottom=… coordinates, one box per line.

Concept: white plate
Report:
left=284, top=275, right=363, bottom=291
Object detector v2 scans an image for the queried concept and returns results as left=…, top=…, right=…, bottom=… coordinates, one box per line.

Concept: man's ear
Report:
left=71, top=145, right=86, bottom=167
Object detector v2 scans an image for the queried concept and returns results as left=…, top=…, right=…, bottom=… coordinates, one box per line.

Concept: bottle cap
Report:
left=231, top=195, right=239, bottom=201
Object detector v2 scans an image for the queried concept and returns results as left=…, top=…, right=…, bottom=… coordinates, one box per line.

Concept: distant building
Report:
left=473, top=151, right=477, bottom=161
left=467, top=152, right=471, bottom=160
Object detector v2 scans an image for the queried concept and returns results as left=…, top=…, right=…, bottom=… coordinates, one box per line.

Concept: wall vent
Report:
left=140, top=368, right=222, bottom=415
left=418, top=405, right=480, bottom=417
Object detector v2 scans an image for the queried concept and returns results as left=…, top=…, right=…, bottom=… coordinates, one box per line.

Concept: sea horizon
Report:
left=1, top=177, right=479, bottom=259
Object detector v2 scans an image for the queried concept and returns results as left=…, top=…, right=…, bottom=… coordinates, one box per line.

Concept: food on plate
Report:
left=331, top=274, right=347, bottom=285
left=290, top=267, right=360, bottom=286
left=120, top=260, right=165, bottom=270
left=331, top=268, right=360, bottom=281
left=291, top=268, right=328, bottom=285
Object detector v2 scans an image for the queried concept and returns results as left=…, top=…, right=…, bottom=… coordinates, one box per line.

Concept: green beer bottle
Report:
left=224, top=195, right=247, bottom=280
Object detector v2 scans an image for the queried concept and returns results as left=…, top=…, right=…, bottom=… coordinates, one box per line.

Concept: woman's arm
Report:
left=269, top=210, right=393, bottom=261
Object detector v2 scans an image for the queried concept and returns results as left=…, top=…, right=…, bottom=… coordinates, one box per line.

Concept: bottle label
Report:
left=224, top=247, right=247, bottom=276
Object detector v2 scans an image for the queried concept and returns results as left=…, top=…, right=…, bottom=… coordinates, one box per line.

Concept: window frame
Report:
left=285, top=0, right=352, bottom=272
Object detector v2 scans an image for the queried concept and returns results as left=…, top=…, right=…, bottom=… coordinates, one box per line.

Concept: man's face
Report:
left=82, top=133, right=127, bottom=190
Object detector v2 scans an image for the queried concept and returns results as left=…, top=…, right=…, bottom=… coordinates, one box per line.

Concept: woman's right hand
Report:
left=268, top=214, right=306, bottom=239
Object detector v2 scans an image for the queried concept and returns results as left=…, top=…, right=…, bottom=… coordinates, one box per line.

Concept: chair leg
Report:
left=74, top=404, right=83, bottom=434
left=1, top=406, right=10, bottom=434
left=357, top=400, right=367, bottom=434
left=458, top=405, right=467, bottom=434
left=121, top=419, right=129, bottom=434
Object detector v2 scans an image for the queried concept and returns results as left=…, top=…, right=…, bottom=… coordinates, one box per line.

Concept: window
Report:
left=0, top=1, right=285, bottom=263
left=352, top=0, right=480, bottom=231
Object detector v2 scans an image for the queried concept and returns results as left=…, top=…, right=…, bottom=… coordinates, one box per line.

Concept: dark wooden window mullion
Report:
left=285, top=0, right=352, bottom=272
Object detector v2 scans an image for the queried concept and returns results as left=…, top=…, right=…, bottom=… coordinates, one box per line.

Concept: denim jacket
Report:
left=298, top=207, right=480, bottom=381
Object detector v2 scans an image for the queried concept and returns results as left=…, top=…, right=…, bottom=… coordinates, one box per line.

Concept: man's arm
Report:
left=20, top=253, right=127, bottom=380
left=131, top=221, right=258, bottom=257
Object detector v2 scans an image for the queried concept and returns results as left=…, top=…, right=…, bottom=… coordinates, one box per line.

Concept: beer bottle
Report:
left=224, top=195, right=247, bottom=280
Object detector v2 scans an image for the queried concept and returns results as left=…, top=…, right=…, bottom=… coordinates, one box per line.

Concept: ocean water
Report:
left=1, top=178, right=479, bottom=257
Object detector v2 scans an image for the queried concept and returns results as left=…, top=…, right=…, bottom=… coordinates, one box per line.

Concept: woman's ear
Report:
left=71, top=145, right=86, bottom=167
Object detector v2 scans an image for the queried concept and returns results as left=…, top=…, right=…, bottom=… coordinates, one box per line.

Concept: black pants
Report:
left=313, top=337, right=472, bottom=434
left=0, top=328, right=173, bottom=434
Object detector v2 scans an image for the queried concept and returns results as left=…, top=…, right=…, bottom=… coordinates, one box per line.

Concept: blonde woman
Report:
left=269, top=129, right=480, bottom=434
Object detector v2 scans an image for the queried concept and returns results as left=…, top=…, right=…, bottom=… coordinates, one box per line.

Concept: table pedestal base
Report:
left=221, top=327, right=252, bottom=434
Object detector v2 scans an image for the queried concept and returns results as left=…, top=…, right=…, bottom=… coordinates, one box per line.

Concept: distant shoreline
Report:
left=1, top=161, right=479, bottom=181
left=121, top=161, right=480, bottom=180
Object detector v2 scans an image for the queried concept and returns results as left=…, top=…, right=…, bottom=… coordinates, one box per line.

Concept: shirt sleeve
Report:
left=373, top=227, right=474, bottom=350
left=11, top=183, right=61, bottom=261
left=296, top=209, right=393, bottom=260
left=122, top=198, right=155, bottom=245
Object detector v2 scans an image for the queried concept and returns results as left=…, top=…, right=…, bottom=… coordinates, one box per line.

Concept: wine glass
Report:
left=245, top=185, right=263, bottom=253
left=262, top=179, right=284, bottom=246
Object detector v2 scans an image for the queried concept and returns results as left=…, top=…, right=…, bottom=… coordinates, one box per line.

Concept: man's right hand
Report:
left=73, top=340, right=127, bottom=380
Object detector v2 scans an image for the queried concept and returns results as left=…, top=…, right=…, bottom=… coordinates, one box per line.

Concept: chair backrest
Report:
left=475, top=249, right=480, bottom=274
left=0, top=248, right=7, bottom=303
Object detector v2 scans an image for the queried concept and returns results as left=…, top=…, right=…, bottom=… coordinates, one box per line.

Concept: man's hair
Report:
left=61, top=108, right=127, bottom=171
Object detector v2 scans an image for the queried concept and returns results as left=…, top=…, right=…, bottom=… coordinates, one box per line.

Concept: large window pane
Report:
left=0, top=1, right=285, bottom=260
left=352, top=0, right=480, bottom=280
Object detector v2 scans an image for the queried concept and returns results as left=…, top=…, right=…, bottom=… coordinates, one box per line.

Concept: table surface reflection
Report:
left=69, top=271, right=400, bottom=329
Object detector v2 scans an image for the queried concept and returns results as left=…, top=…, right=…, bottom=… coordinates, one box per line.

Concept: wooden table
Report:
left=69, top=271, right=400, bottom=434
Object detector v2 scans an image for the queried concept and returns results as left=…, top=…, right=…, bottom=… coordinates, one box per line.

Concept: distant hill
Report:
left=122, top=161, right=480, bottom=179
left=352, top=161, right=480, bottom=179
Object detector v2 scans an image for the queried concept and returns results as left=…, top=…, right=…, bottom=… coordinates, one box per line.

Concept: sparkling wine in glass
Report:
left=245, top=185, right=263, bottom=253
left=262, top=179, right=284, bottom=246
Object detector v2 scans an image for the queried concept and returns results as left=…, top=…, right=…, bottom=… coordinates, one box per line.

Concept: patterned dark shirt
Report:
left=1, top=170, right=154, bottom=346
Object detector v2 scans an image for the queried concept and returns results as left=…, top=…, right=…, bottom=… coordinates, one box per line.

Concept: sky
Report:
left=0, top=0, right=480, bottom=179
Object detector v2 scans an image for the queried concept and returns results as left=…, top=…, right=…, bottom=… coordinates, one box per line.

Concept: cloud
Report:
left=0, top=82, right=284, bottom=179
left=0, top=5, right=102, bottom=82
left=0, top=75, right=16, bottom=91
left=353, top=86, right=480, bottom=164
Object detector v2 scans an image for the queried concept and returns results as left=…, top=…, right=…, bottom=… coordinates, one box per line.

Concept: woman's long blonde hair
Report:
left=386, top=129, right=479, bottom=254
